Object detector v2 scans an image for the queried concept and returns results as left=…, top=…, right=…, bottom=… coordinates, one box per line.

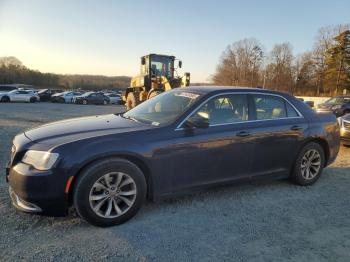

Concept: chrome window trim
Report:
left=175, top=92, right=304, bottom=131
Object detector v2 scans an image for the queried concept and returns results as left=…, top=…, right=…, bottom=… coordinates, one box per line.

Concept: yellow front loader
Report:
left=123, top=54, right=190, bottom=110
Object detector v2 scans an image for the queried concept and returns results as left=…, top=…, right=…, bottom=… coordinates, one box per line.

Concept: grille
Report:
left=344, top=121, right=350, bottom=131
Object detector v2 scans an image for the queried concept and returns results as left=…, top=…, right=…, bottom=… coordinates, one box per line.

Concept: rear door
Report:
left=248, top=94, right=308, bottom=177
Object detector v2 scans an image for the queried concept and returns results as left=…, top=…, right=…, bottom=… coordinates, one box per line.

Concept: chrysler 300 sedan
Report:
left=6, top=87, right=340, bottom=227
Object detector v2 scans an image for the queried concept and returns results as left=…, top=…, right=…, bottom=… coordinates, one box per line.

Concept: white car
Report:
left=105, top=93, right=123, bottom=104
left=51, top=91, right=82, bottom=103
left=0, top=89, right=40, bottom=103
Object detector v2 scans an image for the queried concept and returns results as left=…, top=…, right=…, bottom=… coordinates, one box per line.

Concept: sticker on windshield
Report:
left=175, top=92, right=200, bottom=99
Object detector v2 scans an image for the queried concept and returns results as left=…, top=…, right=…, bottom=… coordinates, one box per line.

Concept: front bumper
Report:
left=7, top=162, right=68, bottom=216
left=9, top=186, right=42, bottom=212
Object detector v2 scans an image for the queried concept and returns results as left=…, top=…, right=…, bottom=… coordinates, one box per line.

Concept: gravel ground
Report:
left=0, top=102, right=350, bottom=262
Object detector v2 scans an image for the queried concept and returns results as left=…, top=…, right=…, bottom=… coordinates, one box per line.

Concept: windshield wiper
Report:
left=121, top=114, right=140, bottom=122
left=120, top=113, right=157, bottom=125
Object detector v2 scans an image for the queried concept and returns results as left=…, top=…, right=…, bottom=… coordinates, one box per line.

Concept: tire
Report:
left=58, top=97, right=65, bottom=103
left=147, top=90, right=162, bottom=99
left=83, top=99, right=88, bottom=105
left=73, top=158, right=147, bottom=227
left=1, top=96, right=10, bottom=102
left=126, top=92, right=139, bottom=110
left=103, top=100, right=108, bottom=105
left=29, top=97, right=37, bottom=103
left=291, top=142, right=325, bottom=186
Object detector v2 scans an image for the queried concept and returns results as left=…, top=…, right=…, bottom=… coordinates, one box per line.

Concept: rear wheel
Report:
left=73, top=158, right=147, bottom=227
left=1, top=96, right=10, bottom=102
left=291, top=142, right=325, bottom=186
left=103, top=100, right=108, bottom=105
left=126, top=92, right=139, bottom=110
left=29, top=97, right=37, bottom=103
left=58, top=97, right=65, bottom=103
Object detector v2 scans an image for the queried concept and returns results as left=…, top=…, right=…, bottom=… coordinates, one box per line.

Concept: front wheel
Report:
left=126, top=92, right=139, bottom=110
left=1, top=96, right=10, bottom=102
left=73, top=158, right=147, bottom=227
left=103, top=100, right=108, bottom=105
left=291, top=142, right=325, bottom=186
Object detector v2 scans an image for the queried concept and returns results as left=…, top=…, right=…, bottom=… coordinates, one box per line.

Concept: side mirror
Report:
left=178, top=60, right=182, bottom=68
left=141, top=57, right=146, bottom=65
left=184, top=115, right=209, bottom=129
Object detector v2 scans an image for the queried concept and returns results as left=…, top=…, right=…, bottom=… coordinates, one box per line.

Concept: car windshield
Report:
left=81, top=92, right=94, bottom=97
left=123, top=90, right=202, bottom=126
left=325, top=97, right=350, bottom=104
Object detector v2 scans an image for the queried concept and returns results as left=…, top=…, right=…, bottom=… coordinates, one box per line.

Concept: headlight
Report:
left=332, top=105, right=342, bottom=110
left=22, top=150, right=59, bottom=170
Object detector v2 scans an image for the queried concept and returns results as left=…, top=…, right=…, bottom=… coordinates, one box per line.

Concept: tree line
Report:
left=0, top=56, right=131, bottom=91
left=212, top=24, right=350, bottom=96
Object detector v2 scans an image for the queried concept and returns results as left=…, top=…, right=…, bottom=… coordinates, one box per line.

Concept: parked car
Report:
left=0, top=89, right=40, bottom=103
left=6, top=87, right=340, bottom=227
left=105, top=93, right=123, bottom=104
left=38, top=89, right=63, bottom=102
left=73, top=92, right=110, bottom=105
left=51, top=91, right=82, bottom=103
left=338, top=113, right=350, bottom=146
left=0, top=85, right=17, bottom=93
left=316, top=96, right=350, bottom=117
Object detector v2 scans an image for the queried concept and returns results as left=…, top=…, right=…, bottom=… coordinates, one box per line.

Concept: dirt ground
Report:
left=0, top=102, right=350, bottom=262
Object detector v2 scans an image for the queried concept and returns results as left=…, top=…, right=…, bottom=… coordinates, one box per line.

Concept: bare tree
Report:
left=212, top=38, right=263, bottom=87
left=265, top=42, right=294, bottom=92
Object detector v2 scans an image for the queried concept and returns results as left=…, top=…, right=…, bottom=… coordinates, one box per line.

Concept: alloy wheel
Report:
left=89, top=172, right=137, bottom=218
left=300, top=149, right=321, bottom=180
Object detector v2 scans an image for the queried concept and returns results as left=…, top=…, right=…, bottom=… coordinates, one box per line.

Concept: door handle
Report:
left=290, top=125, right=303, bottom=131
left=236, top=131, right=250, bottom=137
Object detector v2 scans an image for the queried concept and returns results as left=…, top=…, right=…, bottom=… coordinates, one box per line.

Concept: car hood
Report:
left=317, top=103, right=334, bottom=110
left=52, top=92, right=67, bottom=97
left=24, top=114, right=152, bottom=145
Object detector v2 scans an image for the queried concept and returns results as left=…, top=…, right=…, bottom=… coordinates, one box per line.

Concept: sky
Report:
left=0, top=0, right=349, bottom=82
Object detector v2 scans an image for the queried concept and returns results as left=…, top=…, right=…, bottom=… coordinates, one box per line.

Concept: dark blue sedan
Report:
left=7, top=87, right=340, bottom=227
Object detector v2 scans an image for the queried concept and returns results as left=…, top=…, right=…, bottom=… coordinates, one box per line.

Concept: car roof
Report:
left=182, top=86, right=288, bottom=96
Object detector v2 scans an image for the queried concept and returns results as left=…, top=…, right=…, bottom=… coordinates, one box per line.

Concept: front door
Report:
left=164, top=93, right=255, bottom=193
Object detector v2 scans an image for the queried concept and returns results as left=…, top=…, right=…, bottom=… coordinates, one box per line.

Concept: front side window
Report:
left=189, top=94, right=249, bottom=125
left=123, top=90, right=202, bottom=125
left=253, top=95, right=299, bottom=120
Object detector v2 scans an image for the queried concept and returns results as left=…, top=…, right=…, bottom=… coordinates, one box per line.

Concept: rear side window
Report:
left=286, top=103, right=299, bottom=117
left=253, top=95, right=299, bottom=120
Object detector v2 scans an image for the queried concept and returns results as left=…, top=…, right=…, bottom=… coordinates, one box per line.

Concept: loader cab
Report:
left=141, top=54, right=176, bottom=79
